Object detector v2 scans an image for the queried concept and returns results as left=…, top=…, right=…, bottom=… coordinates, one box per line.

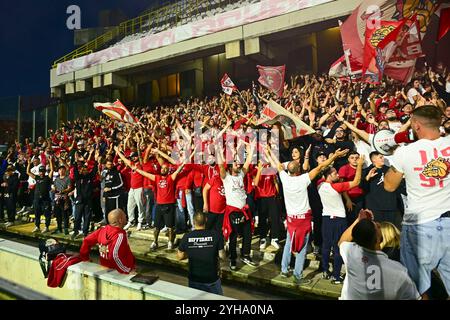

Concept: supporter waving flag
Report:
left=257, top=65, right=286, bottom=97
left=93, top=99, right=140, bottom=125
left=257, top=100, right=314, bottom=140
left=220, top=73, right=238, bottom=95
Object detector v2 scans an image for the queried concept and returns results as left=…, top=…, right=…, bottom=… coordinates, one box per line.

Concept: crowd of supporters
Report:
left=0, top=63, right=449, bottom=299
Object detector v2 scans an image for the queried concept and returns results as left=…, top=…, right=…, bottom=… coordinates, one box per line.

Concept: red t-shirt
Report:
left=129, top=161, right=144, bottom=189
left=253, top=167, right=278, bottom=199
left=338, top=164, right=364, bottom=198
left=155, top=175, right=176, bottom=204
left=206, top=175, right=226, bottom=214
left=142, top=161, right=158, bottom=190
left=117, top=165, right=131, bottom=192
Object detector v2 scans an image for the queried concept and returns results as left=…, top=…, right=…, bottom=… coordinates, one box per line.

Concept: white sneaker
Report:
left=32, top=227, right=40, bottom=233
left=254, top=216, right=259, bottom=227
left=4, top=222, right=14, bottom=228
left=136, top=223, right=142, bottom=231
left=124, top=222, right=133, bottom=230
left=42, top=227, right=50, bottom=233
left=160, top=226, right=168, bottom=233
left=167, top=241, right=174, bottom=250
left=271, top=239, right=280, bottom=250
left=150, top=242, right=158, bottom=250
left=17, top=207, right=26, bottom=214
left=260, top=238, right=267, bottom=250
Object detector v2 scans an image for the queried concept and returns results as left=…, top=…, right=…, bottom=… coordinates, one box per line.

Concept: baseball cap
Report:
left=77, top=140, right=85, bottom=146
left=39, top=167, right=46, bottom=173
left=130, top=152, right=139, bottom=158
left=315, top=151, right=327, bottom=159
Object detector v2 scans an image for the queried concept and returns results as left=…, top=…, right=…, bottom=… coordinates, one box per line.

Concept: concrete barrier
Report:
left=0, top=238, right=233, bottom=300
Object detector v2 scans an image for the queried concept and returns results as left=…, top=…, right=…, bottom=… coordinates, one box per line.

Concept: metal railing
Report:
left=52, top=0, right=239, bottom=68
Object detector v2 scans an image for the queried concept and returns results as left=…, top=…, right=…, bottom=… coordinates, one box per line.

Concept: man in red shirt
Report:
left=338, top=151, right=365, bottom=224
left=80, top=209, right=135, bottom=274
left=134, top=161, right=187, bottom=251
left=253, top=162, right=281, bottom=250
left=202, top=171, right=226, bottom=235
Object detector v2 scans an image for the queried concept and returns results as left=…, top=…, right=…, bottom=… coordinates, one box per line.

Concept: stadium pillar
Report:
left=311, top=32, right=318, bottom=75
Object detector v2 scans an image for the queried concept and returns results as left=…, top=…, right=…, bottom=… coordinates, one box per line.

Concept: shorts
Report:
left=400, top=217, right=450, bottom=295
left=155, top=203, right=176, bottom=229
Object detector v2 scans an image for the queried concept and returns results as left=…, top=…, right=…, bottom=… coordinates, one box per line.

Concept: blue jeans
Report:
left=189, top=278, right=223, bottom=295
left=176, top=190, right=187, bottom=231
left=401, top=217, right=450, bottom=295
left=281, top=231, right=310, bottom=279
left=185, top=190, right=195, bottom=229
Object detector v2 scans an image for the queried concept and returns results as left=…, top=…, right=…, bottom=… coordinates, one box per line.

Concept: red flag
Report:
left=257, top=100, right=314, bottom=140
left=437, top=6, right=450, bottom=41
left=338, top=0, right=439, bottom=83
left=93, top=100, right=140, bottom=124
left=220, top=73, right=238, bottom=95
left=257, top=65, right=286, bottom=97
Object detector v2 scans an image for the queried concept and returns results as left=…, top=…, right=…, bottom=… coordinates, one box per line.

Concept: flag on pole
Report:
left=252, top=81, right=262, bottom=116
left=257, top=65, right=286, bottom=97
left=257, top=100, right=315, bottom=140
left=336, top=0, right=439, bottom=83
left=362, top=19, right=405, bottom=84
left=220, top=73, right=238, bottom=95
left=93, top=100, right=140, bottom=124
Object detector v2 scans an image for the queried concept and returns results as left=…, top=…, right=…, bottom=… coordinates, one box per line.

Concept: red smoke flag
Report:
left=437, top=5, right=450, bottom=41
left=257, top=100, right=314, bottom=140
left=220, top=73, right=238, bottom=95
left=257, top=65, right=286, bottom=97
left=93, top=100, right=140, bottom=124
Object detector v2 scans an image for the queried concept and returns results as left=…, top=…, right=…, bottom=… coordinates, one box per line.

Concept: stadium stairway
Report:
left=0, top=218, right=341, bottom=299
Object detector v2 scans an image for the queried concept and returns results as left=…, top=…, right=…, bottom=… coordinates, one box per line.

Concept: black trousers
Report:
left=256, top=196, right=282, bottom=240
left=347, top=196, right=364, bottom=225
left=143, top=189, right=155, bottom=225
left=229, top=212, right=252, bottom=261
left=17, top=181, right=29, bottom=207
left=246, top=191, right=256, bottom=217
left=34, top=198, right=52, bottom=228
left=0, top=194, right=4, bottom=220
left=74, top=202, right=92, bottom=235
left=193, top=187, right=203, bottom=213
left=6, top=195, right=16, bottom=222
left=105, top=195, right=126, bottom=221
left=321, top=216, right=347, bottom=278
left=54, top=200, right=70, bottom=231
left=206, top=212, right=224, bottom=237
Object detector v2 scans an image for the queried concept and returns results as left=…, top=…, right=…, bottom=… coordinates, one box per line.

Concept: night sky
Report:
left=0, top=0, right=158, bottom=98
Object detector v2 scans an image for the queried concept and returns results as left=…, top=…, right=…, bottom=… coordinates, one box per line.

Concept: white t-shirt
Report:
left=340, top=242, right=420, bottom=300
left=390, top=136, right=450, bottom=225
left=354, top=139, right=371, bottom=168
left=407, top=88, right=419, bottom=104
left=318, top=181, right=349, bottom=218
left=388, top=121, right=402, bottom=134
left=222, top=171, right=247, bottom=209
left=28, top=165, right=43, bottom=186
left=278, top=171, right=311, bottom=216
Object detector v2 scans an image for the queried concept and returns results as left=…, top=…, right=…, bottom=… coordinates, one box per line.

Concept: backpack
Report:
left=38, top=238, right=66, bottom=278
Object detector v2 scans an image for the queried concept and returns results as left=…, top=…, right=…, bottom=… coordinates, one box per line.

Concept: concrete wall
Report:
left=50, top=0, right=357, bottom=89
left=0, top=238, right=232, bottom=300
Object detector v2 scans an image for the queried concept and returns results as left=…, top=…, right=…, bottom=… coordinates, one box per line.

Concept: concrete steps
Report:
left=0, top=219, right=341, bottom=299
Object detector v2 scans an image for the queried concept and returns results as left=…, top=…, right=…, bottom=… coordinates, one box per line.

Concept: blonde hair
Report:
left=379, top=222, right=400, bottom=250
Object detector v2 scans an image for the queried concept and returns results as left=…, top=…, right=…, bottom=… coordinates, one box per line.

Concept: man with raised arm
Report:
left=384, top=105, right=450, bottom=299
left=217, top=140, right=257, bottom=270
left=115, top=146, right=188, bottom=251
left=265, top=145, right=349, bottom=285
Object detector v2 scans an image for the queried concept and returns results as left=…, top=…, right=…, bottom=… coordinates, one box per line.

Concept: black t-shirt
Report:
left=34, top=176, right=52, bottom=201
left=179, top=229, right=224, bottom=283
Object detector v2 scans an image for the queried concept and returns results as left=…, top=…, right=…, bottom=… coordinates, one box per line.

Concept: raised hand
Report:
left=366, top=167, right=378, bottom=181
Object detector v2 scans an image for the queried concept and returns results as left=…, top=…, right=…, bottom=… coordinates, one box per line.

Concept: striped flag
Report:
left=257, top=100, right=315, bottom=140
left=93, top=100, right=140, bottom=124
left=220, top=73, right=238, bottom=95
